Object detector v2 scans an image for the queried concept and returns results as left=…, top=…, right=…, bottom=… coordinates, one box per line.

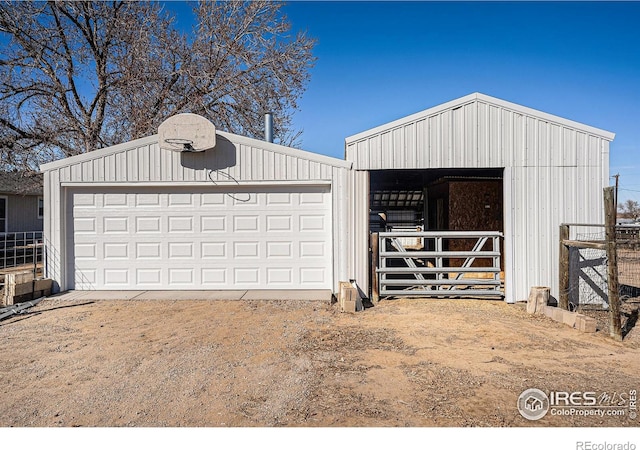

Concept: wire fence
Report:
left=568, top=226, right=640, bottom=310
left=617, top=226, right=640, bottom=301
left=0, top=231, right=44, bottom=290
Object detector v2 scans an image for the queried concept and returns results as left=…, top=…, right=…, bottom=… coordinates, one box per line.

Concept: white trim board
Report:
left=60, top=180, right=333, bottom=188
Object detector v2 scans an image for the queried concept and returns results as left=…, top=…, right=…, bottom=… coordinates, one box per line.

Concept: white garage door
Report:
left=67, top=185, right=332, bottom=290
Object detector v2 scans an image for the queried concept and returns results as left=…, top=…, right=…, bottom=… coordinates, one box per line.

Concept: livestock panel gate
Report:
left=373, top=230, right=503, bottom=299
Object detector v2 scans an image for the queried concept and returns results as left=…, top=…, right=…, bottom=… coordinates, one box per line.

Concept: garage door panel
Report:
left=136, top=268, right=162, bottom=285
left=168, top=192, right=194, bottom=206
left=266, top=241, right=292, bottom=258
left=266, top=192, right=292, bottom=205
left=74, top=193, right=97, bottom=207
left=69, top=185, right=331, bottom=290
left=201, top=241, right=226, bottom=258
left=169, top=268, right=194, bottom=285
left=266, top=215, right=292, bottom=232
left=299, top=191, right=325, bottom=205
left=300, top=241, right=326, bottom=258
left=168, top=216, right=194, bottom=233
left=136, top=242, right=162, bottom=259
left=168, top=242, right=194, bottom=258
left=201, top=193, right=226, bottom=206
left=267, top=267, right=293, bottom=284
left=104, top=242, right=129, bottom=259
left=135, top=216, right=162, bottom=233
left=233, top=194, right=258, bottom=206
left=299, top=214, right=326, bottom=232
left=136, top=193, right=161, bottom=207
left=202, top=268, right=226, bottom=285
left=74, top=217, right=96, bottom=233
left=233, top=215, right=259, bottom=232
left=234, top=268, right=259, bottom=284
left=232, top=241, right=259, bottom=258
left=201, top=216, right=226, bottom=232
left=104, top=268, right=129, bottom=286
left=300, top=267, right=327, bottom=284
left=74, top=243, right=97, bottom=259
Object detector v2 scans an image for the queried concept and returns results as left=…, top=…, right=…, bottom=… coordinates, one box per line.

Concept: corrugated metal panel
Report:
left=348, top=170, right=370, bottom=294
left=332, top=167, right=349, bottom=290
left=54, top=139, right=349, bottom=185
left=346, top=96, right=613, bottom=172
left=508, top=165, right=605, bottom=302
left=43, top=168, right=63, bottom=290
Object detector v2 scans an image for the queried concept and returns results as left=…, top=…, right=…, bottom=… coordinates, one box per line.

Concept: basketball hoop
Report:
left=158, top=113, right=216, bottom=153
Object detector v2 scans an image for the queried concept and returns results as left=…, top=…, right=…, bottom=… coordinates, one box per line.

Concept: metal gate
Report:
left=375, top=231, right=503, bottom=298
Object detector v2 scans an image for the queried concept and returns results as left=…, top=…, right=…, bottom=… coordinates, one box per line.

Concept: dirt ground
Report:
left=1, top=295, right=639, bottom=427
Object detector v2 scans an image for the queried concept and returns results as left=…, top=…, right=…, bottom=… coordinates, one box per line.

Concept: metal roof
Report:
left=345, top=92, right=615, bottom=144
left=41, top=130, right=352, bottom=172
left=0, top=171, right=43, bottom=195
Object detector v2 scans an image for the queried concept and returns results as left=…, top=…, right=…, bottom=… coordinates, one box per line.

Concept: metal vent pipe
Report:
left=264, top=112, right=274, bottom=143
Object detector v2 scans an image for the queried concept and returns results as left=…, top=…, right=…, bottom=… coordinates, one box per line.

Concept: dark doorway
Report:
left=369, top=168, right=504, bottom=234
left=369, top=168, right=506, bottom=298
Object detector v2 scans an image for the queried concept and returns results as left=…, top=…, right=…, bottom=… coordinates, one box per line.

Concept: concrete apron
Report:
left=48, top=289, right=333, bottom=302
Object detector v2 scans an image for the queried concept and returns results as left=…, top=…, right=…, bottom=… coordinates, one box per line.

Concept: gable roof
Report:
left=40, top=129, right=352, bottom=172
left=345, top=92, right=615, bottom=144
left=0, top=171, right=43, bottom=196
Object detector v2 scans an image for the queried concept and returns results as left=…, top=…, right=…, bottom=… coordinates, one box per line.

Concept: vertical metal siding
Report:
left=345, top=99, right=610, bottom=172
left=332, top=167, right=350, bottom=290
left=502, top=167, right=515, bottom=302
left=508, top=165, right=605, bottom=301
left=347, top=170, right=369, bottom=294
left=43, top=168, right=63, bottom=290
left=601, top=141, right=610, bottom=192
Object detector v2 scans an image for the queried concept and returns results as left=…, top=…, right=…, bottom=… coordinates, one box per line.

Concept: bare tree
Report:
left=0, top=1, right=316, bottom=173
left=618, top=199, right=640, bottom=221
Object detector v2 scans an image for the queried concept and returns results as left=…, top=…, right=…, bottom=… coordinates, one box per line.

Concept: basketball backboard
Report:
left=158, top=113, right=216, bottom=152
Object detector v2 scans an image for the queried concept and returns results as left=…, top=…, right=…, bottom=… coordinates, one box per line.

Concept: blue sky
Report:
left=168, top=1, right=640, bottom=204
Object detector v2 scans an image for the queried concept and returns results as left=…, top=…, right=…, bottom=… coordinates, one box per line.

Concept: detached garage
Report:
left=41, top=115, right=352, bottom=294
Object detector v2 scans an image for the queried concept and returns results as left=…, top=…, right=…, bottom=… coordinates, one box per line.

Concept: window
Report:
left=38, top=196, right=44, bottom=219
left=0, top=196, right=6, bottom=233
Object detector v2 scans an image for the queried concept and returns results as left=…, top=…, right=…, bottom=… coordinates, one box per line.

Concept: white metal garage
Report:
left=67, top=185, right=332, bottom=290
left=41, top=118, right=353, bottom=294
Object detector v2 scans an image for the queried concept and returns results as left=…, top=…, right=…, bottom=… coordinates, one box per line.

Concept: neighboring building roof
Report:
left=345, top=92, right=616, bottom=144
left=0, top=171, right=43, bottom=196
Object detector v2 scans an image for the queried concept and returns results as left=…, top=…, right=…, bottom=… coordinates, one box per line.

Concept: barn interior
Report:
left=369, top=168, right=504, bottom=233
left=369, top=168, right=504, bottom=271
